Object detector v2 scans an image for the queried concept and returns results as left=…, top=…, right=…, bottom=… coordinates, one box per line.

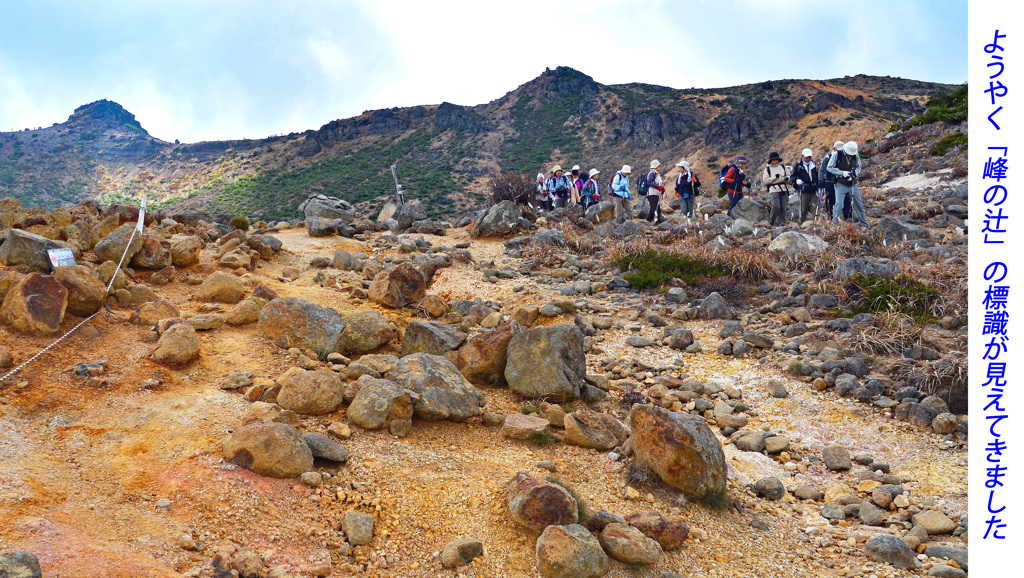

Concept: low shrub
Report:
left=488, top=171, right=534, bottom=206
left=615, top=250, right=731, bottom=289
left=929, top=132, right=968, bottom=156
left=845, top=274, right=940, bottom=321
left=229, top=215, right=250, bottom=230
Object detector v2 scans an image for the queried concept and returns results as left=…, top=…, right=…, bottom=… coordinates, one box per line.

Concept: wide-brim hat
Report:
left=589, top=168, right=600, bottom=177
left=650, top=160, right=661, bottom=169
left=768, top=151, right=781, bottom=162
left=551, top=165, right=563, bottom=173
left=833, top=140, right=845, bottom=150
left=843, top=141, right=859, bottom=155
left=677, top=161, right=690, bottom=171
left=571, top=165, right=580, bottom=171
left=621, top=165, right=632, bottom=174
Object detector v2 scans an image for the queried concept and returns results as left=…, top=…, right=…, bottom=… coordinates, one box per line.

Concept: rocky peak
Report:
left=66, top=99, right=148, bottom=134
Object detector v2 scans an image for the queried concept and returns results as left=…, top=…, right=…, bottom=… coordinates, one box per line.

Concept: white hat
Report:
left=801, top=148, right=813, bottom=157
left=588, top=168, right=600, bottom=177
left=537, top=173, right=545, bottom=180
left=843, top=141, right=859, bottom=155
left=621, top=165, right=632, bottom=174
left=650, top=160, right=661, bottom=169
left=571, top=165, right=580, bottom=171
left=833, top=140, right=845, bottom=150
left=551, top=165, right=563, bottom=173
left=677, top=161, right=690, bottom=171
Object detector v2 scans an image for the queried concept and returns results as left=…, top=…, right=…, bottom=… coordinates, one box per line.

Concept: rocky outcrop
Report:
left=299, top=194, right=356, bottom=222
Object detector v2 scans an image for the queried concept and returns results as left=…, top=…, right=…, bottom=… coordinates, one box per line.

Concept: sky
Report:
left=0, top=0, right=967, bottom=143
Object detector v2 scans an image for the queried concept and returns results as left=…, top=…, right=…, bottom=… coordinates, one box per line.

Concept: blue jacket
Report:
left=612, top=172, right=631, bottom=198
left=545, top=175, right=571, bottom=199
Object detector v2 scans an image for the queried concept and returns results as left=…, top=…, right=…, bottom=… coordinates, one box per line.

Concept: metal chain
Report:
left=0, top=215, right=142, bottom=385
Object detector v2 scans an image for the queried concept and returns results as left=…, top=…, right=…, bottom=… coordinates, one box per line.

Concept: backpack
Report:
left=637, top=171, right=650, bottom=194
left=718, top=165, right=734, bottom=187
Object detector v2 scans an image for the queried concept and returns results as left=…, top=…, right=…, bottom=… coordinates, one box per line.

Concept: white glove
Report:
left=842, top=171, right=851, bottom=178
left=796, top=179, right=803, bottom=185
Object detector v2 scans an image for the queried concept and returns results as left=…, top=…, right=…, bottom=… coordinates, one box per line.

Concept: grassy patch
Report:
left=615, top=250, right=731, bottom=289
left=905, top=84, right=967, bottom=129
left=527, top=431, right=555, bottom=445
left=229, top=215, right=250, bottom=230
left=929, top=132, right=967, bottom=156
left=698, top=489, right=733, bottom=510
left=845, top=274, right=940, bottom=322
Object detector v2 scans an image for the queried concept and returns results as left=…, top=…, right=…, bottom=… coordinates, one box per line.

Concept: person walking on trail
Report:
left=570, top=165, right=585, bottom=206
left=722, top=155, right=749, bottom=217
left=644, top=160, right=667, bottom=224
left=764, top=151, right=790, bottom=226
left=611, top=165, right=633, bottom=225
left=790, top=148, right=819, bottom=225
left=674, top=161, right=701, bottom=219
left=827, top=141, right=869, bottom=226
left=580, top=169, right=601, bottom=211
left=545, top=166, right=571, bottom=209
left=534, top=173, right=548, bottom=211
left=819, top=141, right=850, bottom=221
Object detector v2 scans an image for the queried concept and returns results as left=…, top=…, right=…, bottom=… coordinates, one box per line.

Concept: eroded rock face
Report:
left=507, top=472, right=578, bottom=532
left=0, top=272, right=68, bottom=336
left=258, top=297, right=346, bottom=352
left=505, top=324, right=587, bottom=402
left=368, top=263, right=426, bottom=308
left=221, top=422, right=313, bottom=478
left=630, top=404, right=727, bottom=499
left=388, top=353, right=485, bottom=422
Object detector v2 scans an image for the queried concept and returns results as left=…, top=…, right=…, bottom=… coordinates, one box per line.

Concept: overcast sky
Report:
left=0, top=0, right=967, bottom=143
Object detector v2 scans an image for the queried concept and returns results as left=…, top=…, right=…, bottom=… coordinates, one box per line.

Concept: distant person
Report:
left=674, top=161, right=701, bottom=219
left=790, top=148, right=819, bottom=224
left=819, top=141, right=851, bottom=221
left=827, top=141, right=869, bottom=225
left=763, top=151, right=790, bottom=226
left=570, top=165, right=585, bottom=206
left=721, top=155, right=749, bottom=217
left=545, top=165, right=571, bottom=209
left=580, top=169, right=601, bottom=211
left=611, top=164, right=633, bottom=224
left=535, top=173, right=547, bottom=210
left=644, top=160, right=667, bottom=224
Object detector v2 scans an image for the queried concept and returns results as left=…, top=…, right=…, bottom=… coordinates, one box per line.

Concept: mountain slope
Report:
left=0, top=68, right=954, bottom=221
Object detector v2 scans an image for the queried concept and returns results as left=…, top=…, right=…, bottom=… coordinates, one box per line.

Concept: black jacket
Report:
left=790, top=161, right=819, bottom=194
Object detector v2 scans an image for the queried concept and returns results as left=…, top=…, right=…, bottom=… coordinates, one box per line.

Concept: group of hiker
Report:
left=534, top=138, right=867, bottom=227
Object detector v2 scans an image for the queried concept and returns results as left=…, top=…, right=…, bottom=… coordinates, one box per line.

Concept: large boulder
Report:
left=368, top=262, right=427, bottom=308
left=388, top=353, right=485, bottom=421
left=864, top=534, right=920, bottom=570
left=347, top=376, right=414, bottom=437
left=833, top=257, right=901, bottom=281
left=259, top=297, right=347, bottom=352
left=335, top=310, right=395, bottom=354
left=535, top=524, right=609, bottom=578
left=505, top=324, right=587, bottom=402
left=401, top=320, right=467, bottom=357
left=305, top=217, right=337, bottom=237
left=0, top=272, right=68, bottom=336
left=507, top=472, right=578, bottom=532
left=94, top=223, right=143, bottom=264
left=221, top=422, right=313, bottom=478
left=872, top=216, right=931, bottom=246
left=54, top=265, right=106, bottom=317
left=130, top=233, right=172, bottom=269
left=472, top=200, right=521, bottom=237
left=767, top=231, right=828, bottom=257
left=277, top=369, right=346, bottom=415
left=455, top=321, right=521, bottom=385
left=698, top=292, right=733, bottom=319
left=0, top=229, right=65, bottom=271
left=170, top=236, right=203, bottom=267
left=0, top=552, right=43, bottom=578
left=393, top=199, right=427, bottom=230
left=299, top=194, right=356, bottom=222
left=585, top=200, right=615, bottom=224
left=729, top=198, right=769, bottom=223
left=564, top=410, right=629, bottom=451
left=151, top=323, right=201, bottom=367
left=630, top=404, right=727, bottom=499
left=599, top=523, right=663, bottom=565
left=199, top=271, right=246, bottom=303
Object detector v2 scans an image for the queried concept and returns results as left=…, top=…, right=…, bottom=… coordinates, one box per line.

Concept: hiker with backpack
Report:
left=763, top=151, right=790, bottom=226
left=827, top=141, right=869, bottom=226
left=611, top=164, right=633, bottom=225
left=534, top=173, right=548, bottom=211
left=570, top=165, right=586, bottom=207
left=819, top=141, right=851, bottom=221
left=674, top=161, right=701, bottom=219
left=790, top=148, right=819, bottom=225
left=580, top=169, right=601, bottom=211
left=643, top=160, right=667, bottom=224
left=721, top=155, right=750, bottom=218
left=545, top=165, right=572, bottom=209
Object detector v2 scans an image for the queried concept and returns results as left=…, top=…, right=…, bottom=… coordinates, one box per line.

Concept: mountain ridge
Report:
left=0, top=67, right=955, bottom=221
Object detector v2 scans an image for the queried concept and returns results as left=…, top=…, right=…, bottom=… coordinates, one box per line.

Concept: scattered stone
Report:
left=630, top=404, right=727, bottom=499
left=441, top=537, right=484, bottom=568
left=625, top=511, right=689, bottom=550
left=259, top=297, right=346, bottom=352
left=368, top=262, right=426, bottom=308
left=277, top=369, right=345, bottom=415
left=864, top=534, right=920, bottom=570
left=347, top=376, right=414, bottom=437
left=400, top=320, right=467, bottom=357
left=335, top=310, right=395, bottom=354
left=754, top=477, right=786, bottom=500
left=563, top=410, right=629, bottom=451
left=389, top=353, right=485, bottom=422
left=200, top=271, right=246, bottom=304
left=912, top=510, right=957, bottom=535
left=0, top=272, right=68, bottom=336
left=822, top=445, right=852, bottom=471
left=341, top=511, right=375, bottom=546
left=0, top=552, right=43, bottom=578
left=151, top=323, right=201, bottom=367
left=502, top=413, right=553, bottom=441
left=535, top=524, right=609, bottom=578
left=599, top=523, right=663, bottom=564
left=302, top=432, right=348, bottom=463
left=507, top=472, right=578, bottom=532
left=221, top=422, right=313, bottom=478
left=456, top=321, right=521, bottom=386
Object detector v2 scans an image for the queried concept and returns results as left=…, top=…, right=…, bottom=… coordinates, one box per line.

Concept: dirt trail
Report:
left=0, top=226, right=965, bottom=578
